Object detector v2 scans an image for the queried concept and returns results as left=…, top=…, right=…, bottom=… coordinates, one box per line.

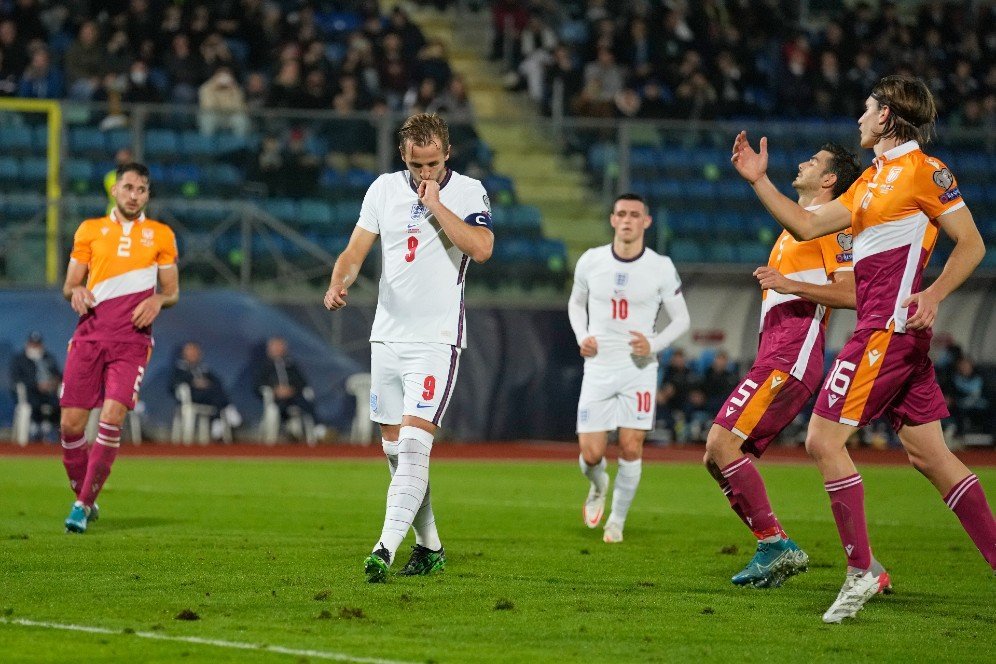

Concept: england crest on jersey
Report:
left=410, top=201, right=428, bottom=221
left=614, top=272, right=628, bottom=288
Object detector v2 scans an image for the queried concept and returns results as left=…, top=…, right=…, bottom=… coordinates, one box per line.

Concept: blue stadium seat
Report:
left=694, top=347, right=719, bottom=374
left=344, top=168, right=376, bottom=192
left=106, top=129, right=131, bottom=152
left=629, top=145, right=661, bottom=170
left=69, top=126, right=105, bottom=153
left=0, top=156, right=19, bottom=185
left=144, top=129, right=180, bottom=159
left=738, top=242, right=771, bottom=265
left=332, top=200, right=362, bottom=231
left=508, top=204, right=542, bottom=236
left=669, top=239, right=704, bottom=263
left=298, top=199, right=333, bottom=227
left=706, top=241, right=738, bottom=263
left=320, top=168, right=344, bottom=190
left=32, top=125, right=49, bottom=150
left=180, top=131, right=218, bottom=158
left=168, top=163, right=204, bottom=192
left=3, top=193, right=45, bottom=220
left=215, top=133, right=252, bottom=154
left=483, top=174, right=516, bottom=202
left=20, top=157, right=49, bottom=185
left=587, top=143, right=616, bottom=172
left=0, top=125, right=33, bottom=152
left=65, top=158, right=93, bottom=182
left=204, top=163, right=243, bottom=189
left=262, top=198, right=297, bottom=222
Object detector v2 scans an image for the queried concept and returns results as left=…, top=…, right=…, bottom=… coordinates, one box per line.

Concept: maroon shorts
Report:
left=813, top=328, right=948, bottom=431
left=713, top=365, right=813, bottom=457
left=60, top=339, right=152, bottom=410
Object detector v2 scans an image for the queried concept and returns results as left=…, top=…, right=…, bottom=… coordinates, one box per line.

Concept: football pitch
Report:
left=1, top=454, right=993, bottom=663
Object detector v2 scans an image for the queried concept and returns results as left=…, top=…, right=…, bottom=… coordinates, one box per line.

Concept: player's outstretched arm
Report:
left=753, top=267, right=856, bottom=310
left=419, top=180, right=493, bottom=263
left=731, top=131, right=850, bottom=241
left=62, top=261, right=95, bottom=316
left=325, top=226, right=377, bottom=311
left=904, top=206, right=985, bottom=331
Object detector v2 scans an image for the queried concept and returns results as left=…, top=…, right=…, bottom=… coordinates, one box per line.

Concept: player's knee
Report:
left=580, top=448, right=603, bottom=466
left=905, top=449, right=934, bottom=477
left=59, top=411, right=87, bottom=437
left=703, top=426, right=731, bottom=463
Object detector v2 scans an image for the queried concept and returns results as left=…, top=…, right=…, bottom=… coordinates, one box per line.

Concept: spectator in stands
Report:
left=299, top=69, right=332, bottom=110
left=254, top=336, right=316, bottom=429
left=701, top=350, right=739, bottom=413
left=283, top=128, right=321, bottom=197
left=198, top=65, right=250, bottom=137
left=103, top=29, right=132, bottom=77
left=252, top=133, right=285, bottom=196
left=583, top=46, right=625, bottom=104
left=542, top=44, right=583, bottom=116
left=163, top=33, right=206, bottom=105
left=683, top=386, right=713, bottom=443
left=951, top=357, right=990, bottom=437
left=268, top=59, right=305, bottom=108
left=64, top=20, right=103, bottom=101
left=122, top=60, right=161, bottom=104
left=658, top=348, right=695, bottom=420
left=490, top=0, right=529, bottom=62
left=170, top=341, right=242, bottom=440
left=505, top=12, right=558, bottom=101
left=17, top=45, right=63, bottom=99
left=9, top=331, right=62, bottom=441
left=0, top=19, right=28, bottom=79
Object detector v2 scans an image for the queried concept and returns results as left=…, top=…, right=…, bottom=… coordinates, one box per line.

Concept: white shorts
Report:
left=577, top=360, right=658, bottom=433
left=370, top=341, right=461, bottom=426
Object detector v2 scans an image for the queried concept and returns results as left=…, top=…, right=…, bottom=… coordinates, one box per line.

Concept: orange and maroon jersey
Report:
left=69, top=210, right=178, bottom=344
left=757, top=208, right=853, bottom=392
left=838, top=141, right=965, bottom=336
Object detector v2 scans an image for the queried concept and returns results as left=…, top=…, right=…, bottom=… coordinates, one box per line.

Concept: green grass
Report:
left=1, top=456, right=994, bottom=663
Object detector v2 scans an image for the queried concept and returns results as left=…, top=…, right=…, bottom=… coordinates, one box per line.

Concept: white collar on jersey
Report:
left=110, top=208, right=146, bottom=224
left=879, top=140, right=920, bottom=163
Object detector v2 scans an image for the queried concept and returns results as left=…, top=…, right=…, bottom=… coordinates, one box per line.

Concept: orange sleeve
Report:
left=69, top=221, right=94, bottom=265
left=818, top=228, right=854, bottom=276
left=914, top=158, right=964, bottom=219
left=836, top=170, right=865, bottom=212
left=156, top=225, right=179, bottom=266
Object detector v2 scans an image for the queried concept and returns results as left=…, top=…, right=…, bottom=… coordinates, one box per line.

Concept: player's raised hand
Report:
left=324, top=283, right=348, bottom=310
left=579, top=336, right=598, bottom=358
left=753, top=266, right=794, bottom=294
left=731, top=130, right=768, bottom=184
left=629, top=331, right=651, bottom=357
left=418, top=178, right=441, bottom=206
left=69, top=285, right=96, bottom=316
left=902, top=290, right=940, bottom=330
left=132, top=294, right=164, bottom=328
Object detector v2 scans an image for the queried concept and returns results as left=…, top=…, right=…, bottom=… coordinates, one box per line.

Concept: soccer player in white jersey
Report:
left=324, top=113, right=494, bottom=582
left=568, top=193, right=690, bottom=543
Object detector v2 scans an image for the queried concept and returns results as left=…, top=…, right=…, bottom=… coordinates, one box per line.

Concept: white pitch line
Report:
left=0, top=617, right=416, bottom=664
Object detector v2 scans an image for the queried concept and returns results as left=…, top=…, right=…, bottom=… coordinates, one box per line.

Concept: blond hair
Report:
left=398, top=112, right=450, bottom=155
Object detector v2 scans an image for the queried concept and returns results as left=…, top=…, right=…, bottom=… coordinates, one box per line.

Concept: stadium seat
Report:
left=298, top=199, right=333, bottom=227
left=669, top=239, right=705, bottom=263
left=144, top=129, right=180, bottom=159
left=331, top=200, right=362, bottom=231
left=215, top=133, right=253, bottom=155
left=106, top=129, right=131, bottom=152
left=65, top=158, right=93, bottom=182
left=3, top=193, right=45, bottom=221
left=507, top=204, right=543, bottom=236
left=0, top=125, right=33, bottom=153
left=20, top=157, right=49, bottom=185
left=69, top=126, right=105, bottom=153
left=0, top=156, right=19, bottom=187
left=179, top=131, right=218, bottom=158
left=344, top=168, right=376, bottom=192
left=262, top=198, right=298, bottom=222
left=203, top=163, right=244, bottom=191
left=483, top=174, right=516, bottom=203
left=587, top=143, right=616, bottom=172
left=706, top=241, right=738, bottom=263
left=738, top=242, right=771, bottom=265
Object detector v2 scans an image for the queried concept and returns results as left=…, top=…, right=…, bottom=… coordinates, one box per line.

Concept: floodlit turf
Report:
left=1, top=456, right=994, bottom=663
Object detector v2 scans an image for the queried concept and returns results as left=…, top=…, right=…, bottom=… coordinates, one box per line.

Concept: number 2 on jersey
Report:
left=405, top=236, right=419, bottom=262
left=611, top=298, right=628, bottom=320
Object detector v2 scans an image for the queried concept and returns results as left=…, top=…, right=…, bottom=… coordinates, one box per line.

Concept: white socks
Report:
left=377, top=427, right=434, bottom=559
left=608, top=458, right=642, bottom=527
left=382, top=437, right=441, bottom=551
left=579, top=454, right=609, bottom=493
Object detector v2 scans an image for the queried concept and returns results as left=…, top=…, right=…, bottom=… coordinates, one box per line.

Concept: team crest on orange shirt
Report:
left=141, top=228, right=155, bottom=246
left=885, top=167, right=903, bottom=183
left=932, top=168, right=954, bottom=190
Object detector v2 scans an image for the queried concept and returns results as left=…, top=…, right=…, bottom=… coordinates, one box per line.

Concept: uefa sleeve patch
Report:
left=938, top=187, right=961, bottom=204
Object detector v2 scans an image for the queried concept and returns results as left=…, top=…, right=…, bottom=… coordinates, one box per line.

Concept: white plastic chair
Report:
left=345, top=372, right=374, bottom=445
left=171, top=383, right=230, bottom=445
left=12, top=382, right=32, bottom=447
left=259, top=385, right=316, bottom=446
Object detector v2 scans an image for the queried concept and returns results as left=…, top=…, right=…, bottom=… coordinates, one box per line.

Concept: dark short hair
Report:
left=819, top=143, right=862, bottom=198
left=613, top=192, right=648, bottom=213
left=116, top=161, right=151, bottom=183
left=870, top=75, right=937, bottom=145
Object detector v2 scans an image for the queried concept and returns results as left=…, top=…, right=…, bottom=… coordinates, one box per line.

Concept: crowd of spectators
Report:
left=0, top=1, right=486, bottom=194
left=653, top=348, right=741, bottom=444
left=493, top=0, right=996, bottom=127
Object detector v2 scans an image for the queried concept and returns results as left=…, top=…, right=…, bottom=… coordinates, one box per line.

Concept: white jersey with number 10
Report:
left=571, top=245, right=684, bottom=367
left=357, top=169, right=492, bottom=348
